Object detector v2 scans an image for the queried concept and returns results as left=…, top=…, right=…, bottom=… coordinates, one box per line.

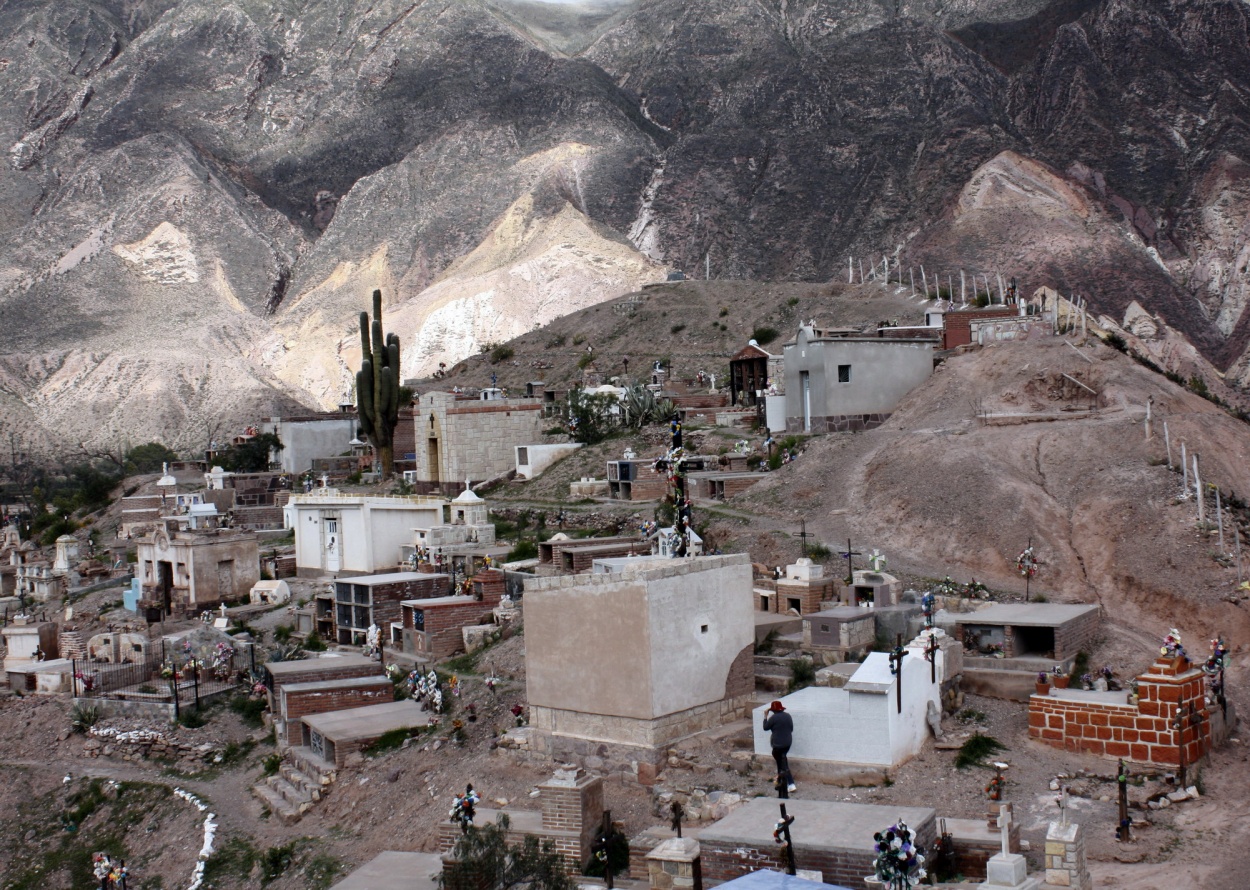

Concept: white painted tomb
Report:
left=753, top=630, right=948, bottom=768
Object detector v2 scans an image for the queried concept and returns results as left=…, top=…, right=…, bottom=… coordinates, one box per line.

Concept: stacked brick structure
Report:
left=954, top=603, right=1100, bottom=660
left=1044, top=819, right=1091, bottom=890
left=400, top=569, right=504, bottom=659
left=1028, top=654, right=1210, bottom=765
left=537, top=535, right=650, bottom=574
left=941, top=307, right=1018, bottom=349
left=278, top=676, right=394, bottom=746
left=697, top=799, right=936, bottom=890
left=330, top=572, right=449, bottom=645
left=438, top=769, right=603, bottom=871
left=264, top=653, right=383, bottom=707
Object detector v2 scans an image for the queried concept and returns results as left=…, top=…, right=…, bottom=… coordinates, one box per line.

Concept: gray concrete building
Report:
left=783, top=326, right=934, bottom=433
left=262, top=413, right=358, bottom=475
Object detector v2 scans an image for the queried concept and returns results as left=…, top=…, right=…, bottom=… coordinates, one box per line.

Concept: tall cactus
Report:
left=356, top=289, right=401, bottom=478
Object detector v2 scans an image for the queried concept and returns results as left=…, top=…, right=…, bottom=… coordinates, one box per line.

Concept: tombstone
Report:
left=1043, top=818, right=1091, bottom=890
left=976, top=803, right=1042, bottom=890
left=646, top=837, right=702, bottom=890
left=248, top=579, right=291, bottom=605
left=87, top=632, right=149, bottom=664
left=2, top=618, right=59, bottom=670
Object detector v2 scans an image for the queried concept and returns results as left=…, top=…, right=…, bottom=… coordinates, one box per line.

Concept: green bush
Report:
left=751, top=326, right=780, bottom=346
left=670, top=323, right=686, bottom=334
left=490, top=344, right=515, bottom=364
left=577, top=353, right=595, bottom=370
left=304, top=632, right=326, bottom=652
left=955, top=732, right=1006, bottom=769
left=261, top=842, right=297, bottom=885
left=507, top=540, right=538, bottom=562
left=262, top=753, right=281, bottom=776
left=788, top=657, right=816, bottom=692
left=545, top=334, right=567, bottom=348
left=178, top=708, right=208, bottom=729
left=229, top=694, right=268, bottom=729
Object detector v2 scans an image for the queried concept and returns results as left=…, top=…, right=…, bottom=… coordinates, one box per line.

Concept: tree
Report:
left=566, top=388, right=616, bottom=445
left=439, top=815, right=574, bottom=890
left=125, top=442, right=179, bottom=474
left=217, top=433, right=283, bottom=473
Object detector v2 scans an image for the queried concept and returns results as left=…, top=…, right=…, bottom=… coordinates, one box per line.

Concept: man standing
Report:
left=763, top=700, right=796, bottom=795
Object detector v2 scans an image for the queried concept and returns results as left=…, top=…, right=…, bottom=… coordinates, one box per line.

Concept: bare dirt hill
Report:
left=723, top=336, right=1250, bottom=643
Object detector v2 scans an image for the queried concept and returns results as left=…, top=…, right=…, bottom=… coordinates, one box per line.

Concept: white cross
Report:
left=868, top=549, right=887, bottom=572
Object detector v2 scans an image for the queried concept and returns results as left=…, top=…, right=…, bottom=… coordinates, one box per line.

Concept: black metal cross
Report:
left=778, top=804, right=797, bottom=876
left=669, top=800, right=685, bottom=838
left=794, top=519, right=814, bottom=558
left=1173, top=702, right=1205, bottom=789
left=923, top=633, right=940, bottom=684
left=840, top=539, right=862, bottom=584
left=888, top=634, right=907, bottom=713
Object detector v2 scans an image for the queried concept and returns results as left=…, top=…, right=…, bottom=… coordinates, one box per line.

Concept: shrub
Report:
left=261, top=842, right=297, bottom=885
left=179, top=708, right=208, bottom=729
left=670, top=323, right=686, bottom=334
left=507, top=540, right=538, bottom=561
left=304, top=632, right=326, bottom=652
left=262, top=753, right=282, bottom=776
left=751, top=326, right=780, bottom=345
left=719, top=307, right=729, bottom=317
left=955, top=732, right=1007, bottom=769
left=545, top=334, right=567, bottom=348
left=490, top=344, right=515, bottom=364
left=273, top=624, right=293, bottom=643
left=229, top=694, right=268, bottom=729
left=70, top=704, right=100, bottom=733
left=577, top=353, right=595, bottom=370
left=807, top=542, right=832, bottom=560
left=788, top=657, right=816, bottom=692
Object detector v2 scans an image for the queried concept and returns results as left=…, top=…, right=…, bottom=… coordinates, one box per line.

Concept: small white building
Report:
left=285, top=489, right=450, bottom=578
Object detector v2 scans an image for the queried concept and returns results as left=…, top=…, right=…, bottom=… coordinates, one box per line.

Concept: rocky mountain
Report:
left=1, top=0, right=1248, bottom=449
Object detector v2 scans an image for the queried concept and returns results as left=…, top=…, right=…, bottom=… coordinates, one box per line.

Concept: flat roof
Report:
left=280, top=676, right=391, bottom=694
left=721, top=869, right=851, bottom=890
left=337, top=572, right=446, bottom=586
left=302, top=700, right=427, bottom=740
left=330, top=851, right=443, bottom=890
left=402, top=594, right=479, bottom=609
left=808, top=607, right=875, bottom=620
left=952, top=603, right=1099, bottom=628
left=699, top=798, right=936, bottom=854
left=266, top=653, right=378, bottom=677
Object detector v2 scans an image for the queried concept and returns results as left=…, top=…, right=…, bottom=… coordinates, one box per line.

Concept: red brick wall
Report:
left=942, top=308, right=1017, bottom=349
left=414, top=600, right=498, bottom=658
left=773, top=578, right=837, bottom=614
left=282, top=680, right=393, bottom=745
left=1028, top=656, right=1210, bottom=764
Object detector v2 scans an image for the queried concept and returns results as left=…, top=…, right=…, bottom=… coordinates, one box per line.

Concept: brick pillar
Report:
left=1043, top=820, right=1091, bottom=889
left=647, top=838, right=702, bottom=890
left=1135, top=655, right=1209, bottom=766
left=538, top=767, right=604, bottom=868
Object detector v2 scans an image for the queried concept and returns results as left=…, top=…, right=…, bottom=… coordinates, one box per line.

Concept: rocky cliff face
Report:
left=1, top=0, right=1248, bottom=448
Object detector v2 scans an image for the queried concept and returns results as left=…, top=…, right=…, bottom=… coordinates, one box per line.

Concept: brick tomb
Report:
left=439, top=768, right=604, bottom=871
left=1028, top=653, right=1210, bottom=766
left=757, top=558, right=837, bottom=616
left=277, top=675, right=394, bottom=746
left=697, top=798, right=935, bottom=890
left=399, top=568, right=505, bottom=659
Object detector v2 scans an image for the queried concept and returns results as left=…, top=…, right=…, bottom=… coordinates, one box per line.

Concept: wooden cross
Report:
left=840, top=539, right=862, bottom=584
left=888, top=634, right=907, bottom=713
left=923, top=633, right=940, bottom=684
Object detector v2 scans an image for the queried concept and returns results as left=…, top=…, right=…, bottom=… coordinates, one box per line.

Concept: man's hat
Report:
left=770, top=700, right=785, bottom=711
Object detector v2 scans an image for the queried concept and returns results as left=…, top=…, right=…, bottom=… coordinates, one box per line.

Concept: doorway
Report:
left=158, top=561, right=173, bottom=615
left=324, top=517, right=340, bottom=573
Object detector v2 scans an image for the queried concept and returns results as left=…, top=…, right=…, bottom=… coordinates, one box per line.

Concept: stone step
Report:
left=266, top=774, right=312, bottom=809
left=252, top=783, right=301, bottom=825
left=287, top=746, right=337, bottom=783
left=279, top=763, right=322, bottom=801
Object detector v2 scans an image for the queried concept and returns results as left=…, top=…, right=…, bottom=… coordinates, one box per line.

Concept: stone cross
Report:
left=868, top=549, right=886, bottom=572
left=1059, top=784, right=1069, bottom=826
left=219, top=603, right=227, bottom=618
left=997, top=803, right=1013, bottom=858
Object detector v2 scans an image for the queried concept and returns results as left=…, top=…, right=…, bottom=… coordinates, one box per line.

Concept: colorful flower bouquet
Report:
left=872, top=819, right=927, bottom=889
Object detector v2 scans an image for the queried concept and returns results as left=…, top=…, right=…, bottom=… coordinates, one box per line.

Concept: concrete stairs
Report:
left=251, top=746, right=336, bottom=824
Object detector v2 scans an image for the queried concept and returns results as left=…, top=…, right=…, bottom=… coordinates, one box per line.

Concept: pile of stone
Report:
left=652, top=785, right=744, bottom=823
left=83, top=725, right=219, bottom=770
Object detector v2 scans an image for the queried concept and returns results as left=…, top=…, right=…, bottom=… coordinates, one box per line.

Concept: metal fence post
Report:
left=193, top=667, right=200, bottom=711
left=71, top=658, right=77, bottom=698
